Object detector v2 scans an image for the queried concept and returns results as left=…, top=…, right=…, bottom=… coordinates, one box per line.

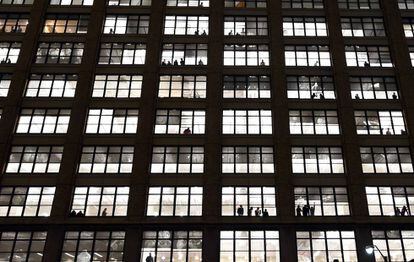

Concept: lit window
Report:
left=338, top=0, right=380, bottom=9
left=104, top=15, right=149, bottom=34
left=150, top=146, right=204, bottom=173
left=350, top=76, right=398, bottom=100
left=289, top=110, right=340, bottom=135
left=285, top=45, right=331, bottom=67
left=292, top=146, right=345, bottom=174
left=161, top=43, right=207, bottom=66
left=355, top=110, right=407, bottom=135
left=43, top=14, right=89, bottom=34
left=15, top=108, right=70, bottom=134
left=78, top=146, right=134, bottom=173
left=154, top=109, right=205, bottom=134
left=60, top=231, right=125, bottom=261
left=5, top=146, right=63, bottom=173
left=107, top=0, right=151, bottom=6
left=71, top=186, right=129, bottom=216
left=366, top=186, right=414, bottom=216
left=164, top=15, right=208, bottom=35
left=146, top=186, right=203, bottom=216
left=371, top=230, right=414, bottom=261
left=341, top=17, right=385, bottom=37
left=222, top=109, right=272, bottom=134
left=0, top=14, right=29, bottom=33
left=0, top=187, right=55, bottom=217
left=222, top=146, right=275, bottom=173
left=98, top=43, right=146, bottom=65
left=0, top=74, right=12, bottom=97
left=283, top=17, right=327, bottom=36
left=50, top=0, right=93, bottom=5
left=85, top=109, right=139, bottom=134
left=282, top=0, right=323, bottom=8
left=92, top=75, right=142, bottom=98
left=409, top=47, right=414, bottom=66
left=35, top=42, right=84, bottom=64
left=0, top=42, right=21, bottom=63
left=399, top=0, right=414, bottom=9
left=360, top=146, right=414, bottom=173
left=223, top=75, right=271, bottom=99
left=287, top=75, right=335, bottom=99
left=225, top=0, right=267, bottom=7
left=221, top=186, right=276, bottom=216
left=0, top=0, right=33, bottom=4
left=166, top=0, right=208, bottom=6
left=158, top=75, right=206, bottom=99
left=224, top=16, right=268, bottom=36
left=224, top=44, right=270, bottom=66
left=0, top=231, right=47, bottom=261
left=294, top=187, right=350, bottom=216
left=345, top=45, right=392, bottom=67
left=25, top=74, right=77, bottom=98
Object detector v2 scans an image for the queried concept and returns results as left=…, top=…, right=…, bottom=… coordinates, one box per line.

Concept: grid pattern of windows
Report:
left=5, top=146, right=63, bottom=173
left=107, top=0, right=150, bottom=6
left=104, top=15, right=149, bottom=34
left=221, top=186, right=276, bottom=216
left=43, top=14, right=89, bottom=34
left=71, top=186, right=129, bottom=216
left=285, top=45, right=331, bottom=67
left=338, top=0, right=380, bottom=9
left=289, top=110, right=340, bottom=135
left=366, top=186, right=414, bottom=216
left=78, top=146, right=134, bottom=173
left=0, top=74, right=12, bottom=97
left=161, top=43, right=207, bottom=66
left=165, top=16, right=208, bottom=35
left=398, top=0, right=414, bottom=9
left=220, top=231, right=280, bottom=261
left=341, top=17, right=385, bottom=37
left=146, top=186, right=203, bottom=216
left=151, top=146, right=204, bottom=173
left=167, top=0, right=208, bottom=6
left=354, top=110, right=407, bottom=135
left=222, top=109, right=272, bottom=134
left=224, top=16, right=268, bottom=36
left=296, top=231, right=357, bottom=261
left=287, top=75, right=335, bottom=99
left=85, top=109, right=139, bottom=134
left=371, top=230, right=414, bottom=261
left=0, top=42, right=21, bottom=63
left=282, top=0, right=323, bottom=8
left=35, top=42, right=84, bottom=64
left=360, top=147, right=414, bottom=174
left=25, top=74, right=78, bottom=98
left=222, top=146, right=274, bottom=173
left=345, top=45, right=392, bottom=67
left=141, top=231, right=202, bottom=262
left=292, top=147, right=345, bottom=174
left=0, top=0, right=33, bottom=4
left=224, top=44, right=269, bottom=66
left=154, top=109, right=205, bottom=134
left=223, top=75, right=270, bottom=99
left=283, top=17, right=327, bottom=36
left=158, top=75, right=206, bottom=99
left=225, top=0, right=267, bottom=8
left=15, top=108, right=71, bottom=134
left=294, top=187, right=350, bottom=216
left=92, top=75, right=142, bottom=98
left=350, top=76, right=398, bottom=100
left=51, top=0, right=93, bottom=5
left=0, top=14, right=29, bottom=33
left=60, top=231, right=125, bottom=261
left=98, top=43, right=146, bottom=65
left=0, top=187, right=55, bottom=217
left=0, top=231, right=47, bottom=262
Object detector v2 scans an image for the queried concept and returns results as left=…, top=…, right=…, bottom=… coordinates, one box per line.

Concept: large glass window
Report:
left=0, top=231, right=47, bottom=262
left=0, top=0, right=33, bottom=4
left=151, top=146, right=204, bottom=173
left=0, top=14, right=29, bottom=33
left=287, top=75, right=335, bottom=99
left=223, top=75, right=270, bottom=99
left=289, top=110, right=340, bottom=135
left=409, top=47, right=414, bottom=66
left=224, top=16, right=268, bottom=36
left=78, top=146, right=134, bottom=174
left=165, top=16, right=208, bottom=35
left=166, top=0, right=208, bottom=6
left=366, top=186, right=414, bottom=216
left=345, top=45, right=392, bottom=67
left=107, top=0, right=150, bottom=6
left=338, top=0, right=379, bottom=9
left=224, top=44, right=269, bottom=66
left=225, top=0, right=267, bottom=8
left=0, top=74, right=12, bottom=97
left=341, top=17, right=385, bottom=37
left=35, top=42, right=84, bottom=64
left=0, top=42, right=21, bottom=63
left=15, top=108, right=71, bottom=134
left=98, top=43, right=146, bottom=65
left=161, top=43, right=207, bottom=66
left=159, top=75, right=206, bottom=99
left=294, top=187, right=350, bottom=216
left=292, top=146, right=345, bottom=174
left=92, top=75, right=142, bottom=98
left=283, top=17, right=327, bottom=36
left=221, top=186, right=276, bottom=216
left=399, top=0, right=414, bottom=9
left=25, top=74, right=77, bottom=98
left=354, top=110, right=407, bottom=135
left=349, top=76, right=398, bottom=100
left=5, top=146, right=63, bottom=173
left=222, top=146, right=274, bottom=173
left=222, top=109, right=272, bottom=134
left=43, top=14, right=88, bottom=34
left=371, top=230, right=414, bottom=261
left=154, top=109, right=205, bottom=134
left=146, top=186, right=203, bottom=216
left=85, top=109, right=139, bottom=134
left=282, top=0, right=323, bottom=8
left=104, top=15, right=149, bottom=34
left=360, top=147, right=414, bottom=174
left=50, top=0, right=93, bottom=5
left=71, top=186, right=129, bottom=216
left=0, top=187, right=55, bottom=217
left=285, top=45, right=331, bottom=67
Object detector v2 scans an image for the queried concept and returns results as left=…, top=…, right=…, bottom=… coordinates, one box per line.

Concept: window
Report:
left=25, top=74, right=77, bottom=98
left=151, top=146, right=204, bottom=173
left=355, top=110, right=407, bottom=135
left=338, top=0, right=380, bottom=9
left=85, top=109, right=139, bottom=134
left=5, top=146, right=63, bottom=173
left=107, top=0, right=151, bottom=6
left=360, top=147, right=414, bottom=174
left=43, top=15, right=88, bottom=34
left=289, top=110, right=340, bottom=135
left=0, top=42, right=21, bottom=63
left=0, top=187, right=55, bottom=217
left=294, top=187, right=350, bottom=216
left=50, top=0, right=93, bottom=4
left=220, top=231, right=280, bottom=261
left=15, top=108, right=71, bottom=134
left=345, top=45, right=392, bottom=67
left=60, top=231, right=125, bottom=261
left=78, top=146, right=134, bottom=173
left=35, top=42, right=84, bottom=64
left=71, top=186, right=129, bottom=216
left=222, top=109, right=272, bottom=134
left=225, top=0, right=267, bottom=7
left=166, top=0, right=208, bottom=7
left=0, top=74, right=12, bottom=97
left=285, top=45, right=331, bottom=67
left=104, top=15, right=149, bottom=34
left=296, top=231, right=357, bottom=261
left=92, top=75, right=142, bottom=98
left=292, top=146, right=345, bottom=174
left=164, top=16, right=208, bottom=35
left=98, top=43, right=146, bottom=65
left=158, top=75, right=206, bottom=99
left=141, top=231, right=202, bottom=262
left=222, top=146, right=275, bottom=173
left=221, top=186, right=276, bottom=216
left=282, top=0, right=323, bottom=8
left=146, top=186, right=203, bottom=216
left=154, top=109, right=205, bottom=134
left=283, top=17, right=327, bottom=36
left=223, top=75, right=271, bottom=99
left=409, top=47, right=414, bottom=66
left=366, top=186, right=414, bottom=216
left=399, top=0, right=414, bottom=9
left=224, top=16, right=268, bottom=36
left=224, top=44, right=270, bottom=66
left=341, top=17, right=385, bottom=37
left=0, top=0, right=33, bottom=4
left=0, top=14, right=29, bottom=33
left=0, top=231, right=47, bottom=262
left=161, top=44, right=207, bottom=66
left=350, top=76, right=398, bottom=100
left=287, top=75, right=335, bottom=99
left=371, top=230, right=414, bottom=261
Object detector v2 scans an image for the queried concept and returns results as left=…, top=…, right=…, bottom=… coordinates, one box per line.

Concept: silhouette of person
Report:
left=263, top=209, right=269, bottom=217
left=102, top=208, right=108, bottom=217
left=255, top=207, right=261, bottom=216
left=247, top=207, right=253, bottom=216
left=303, top=205, right=310, bottom=217
left=395, top=207, right=401, bottom=216
left=296, top=205, right=302, bottom=216
left=146, top=252, right=154, bottom=262
left=237, top=205, right=244, bottom=216
left=70, top=210, right=77, bottom=217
